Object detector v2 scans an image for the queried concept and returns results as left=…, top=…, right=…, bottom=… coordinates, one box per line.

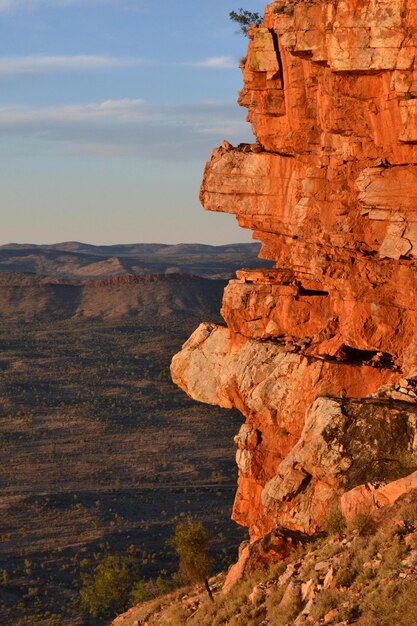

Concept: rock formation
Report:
left=171, top=0, right=417, bottom=582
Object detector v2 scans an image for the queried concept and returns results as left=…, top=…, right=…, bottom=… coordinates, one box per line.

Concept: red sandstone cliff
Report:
left=171, top=0, right=417, bottom=584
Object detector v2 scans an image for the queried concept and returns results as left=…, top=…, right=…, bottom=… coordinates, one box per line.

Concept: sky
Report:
left=0, top=0, right=266, bottom=245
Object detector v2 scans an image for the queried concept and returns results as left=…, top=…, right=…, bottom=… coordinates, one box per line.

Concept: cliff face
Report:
left=171, top=0, right=417, bottom=560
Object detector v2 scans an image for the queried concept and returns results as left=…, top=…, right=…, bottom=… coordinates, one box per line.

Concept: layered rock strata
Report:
left=171, top=0, right=417, bottom=567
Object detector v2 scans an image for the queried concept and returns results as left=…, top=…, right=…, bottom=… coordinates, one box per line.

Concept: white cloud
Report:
left=188, top=56, right=236, bottom=70
left=0, top=0, right=117, bottom=10
left=0, top=55, right=238, bottom=77
left=0, top=99, right=253, bottom=160
left=0, top=99, right=144, bottom=123
left=0, top=55, right=142, bottom=76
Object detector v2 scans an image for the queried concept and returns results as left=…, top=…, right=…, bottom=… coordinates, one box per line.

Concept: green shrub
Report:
left=380, top=537, right=407, bottom=576
left=0, top=569, right=9, bottom=586
left=350, top=512, right=376, bottom=537
left=129, top=580, right=152, bottom=605
left=310, top=589, right=342, bottom=621
left=400, top=502, right=417, bottom=525
left=336, top=564, right=359, bottom=588
left=323, top=507, right=346, bottom=537
left=80, top=554, right=139, bottom=619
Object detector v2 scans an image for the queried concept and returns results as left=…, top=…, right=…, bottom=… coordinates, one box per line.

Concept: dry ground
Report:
left=0, top=316, right=245, bottom=625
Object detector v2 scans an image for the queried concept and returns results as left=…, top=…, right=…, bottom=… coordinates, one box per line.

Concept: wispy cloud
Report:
left=0, top=55, right=142, bottom=76
left=0, top=55, right=239, bottom=78
left=0, top=99, right=252, bottom=160
left=187, top=56, right=237, bottom=69
left=0, top=0, right=116, bottom=10
left=0, top=99, right=144, bottom=123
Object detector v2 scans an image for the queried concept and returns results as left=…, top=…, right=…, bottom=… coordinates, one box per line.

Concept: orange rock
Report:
left=171, top=324, right=412, bottom=536
left=223, top=526, right=308, bottom=592
left=341, top=471, right=417, bottom=521
left=172, top=0, right=417, bottom=560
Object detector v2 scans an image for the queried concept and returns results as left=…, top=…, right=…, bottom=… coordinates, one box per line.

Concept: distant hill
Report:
left=0, top=272, right=228, bottom=322
left=0, top=241, right=268, bottom=280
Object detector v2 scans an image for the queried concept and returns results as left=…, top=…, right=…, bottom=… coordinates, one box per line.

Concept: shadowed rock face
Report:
left=171, top=0, right=417, bottom=563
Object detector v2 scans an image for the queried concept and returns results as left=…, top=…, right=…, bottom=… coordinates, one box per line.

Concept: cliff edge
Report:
left=171, top=0, right=417, bottom=585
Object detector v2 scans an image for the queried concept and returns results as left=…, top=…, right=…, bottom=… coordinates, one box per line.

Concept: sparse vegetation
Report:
left=125, top=502, right=417, bottom=626
left=401, top=501, right=417, bottom=525
left=310, top=588, right=341, bottom=621
left=0, top=316, right=245, bottom=625
left=273, top=4, right=295, bottom=15
left=229, top=9, right=262, bottom=36
left=359, top=579, right=417, bottom=626
left=349, top=512, right=377, bottom=536
left=267, top=584, right=302, bottom=625
left=323, top=507, right=346, bottom=537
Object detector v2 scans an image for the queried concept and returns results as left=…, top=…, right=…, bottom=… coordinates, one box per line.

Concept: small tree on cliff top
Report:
left=170, top=518, right=215, bottom=601
left=229, top=8, right=262, bottom=35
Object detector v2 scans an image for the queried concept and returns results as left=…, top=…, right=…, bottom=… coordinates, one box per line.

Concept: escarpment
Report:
left=171, top=0, right=417, bottom=582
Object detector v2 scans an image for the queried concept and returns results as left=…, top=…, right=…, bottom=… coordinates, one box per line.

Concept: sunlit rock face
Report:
left=171, top=0, right=417, bottom=552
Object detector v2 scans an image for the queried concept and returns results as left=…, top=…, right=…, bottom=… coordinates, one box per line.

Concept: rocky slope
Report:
left=171, top=0, right=417, bottom=592
left=112, top=492, right=417, bottom=626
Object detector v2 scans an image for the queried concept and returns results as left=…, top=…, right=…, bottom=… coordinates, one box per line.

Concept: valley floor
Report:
left=0, top=318, right=245, bottom=625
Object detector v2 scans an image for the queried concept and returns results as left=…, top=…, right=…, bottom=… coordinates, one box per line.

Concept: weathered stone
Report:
left=248, top=583, right=267, bottom=605
left=301, top=578, right=316, bottom=602
left=341, top=472, right=417, bottom=520
left=223, top=526, right=309, bottom=592
left=324, top=608, right=340, bottom=622
left=171, top=0, right=417, bottom=577
left=323, top=566, right=335, bottom=589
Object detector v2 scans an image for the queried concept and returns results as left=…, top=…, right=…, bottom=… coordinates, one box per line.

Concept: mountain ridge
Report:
left=0, top=242, right=266, bottom=280
left=0, top=271, right=229, bottom=321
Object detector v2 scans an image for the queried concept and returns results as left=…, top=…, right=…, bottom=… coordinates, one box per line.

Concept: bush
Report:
left=80, top=554, right=139, bottom=619
left=323, top=507, right=346, bottom=537
left=380, top=537, right=407, bottom=575
left=0, top=569, right=9, bottom=586
left=129, top=580, right=152, bottom=605
left=400, top=502, right=417, bottom=525
left=310, top=589, right=342, bottom=621
left=350, top=512, right=376, bottom=536
left=336, top=564, right=359, bottom=588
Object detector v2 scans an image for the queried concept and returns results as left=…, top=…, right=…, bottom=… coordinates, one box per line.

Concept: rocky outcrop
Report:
left=171, top=0, right=417, bottom=578
left=172, top=323, right=405, bottom=538
left=222, top=526, right=310, bottom=593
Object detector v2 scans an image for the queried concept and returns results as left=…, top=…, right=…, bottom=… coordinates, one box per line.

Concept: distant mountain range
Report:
left=0, top=241, right=268, bottom=280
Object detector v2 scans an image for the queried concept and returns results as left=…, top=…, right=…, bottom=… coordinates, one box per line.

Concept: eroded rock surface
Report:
left=171, top=0, right=417, bottom=573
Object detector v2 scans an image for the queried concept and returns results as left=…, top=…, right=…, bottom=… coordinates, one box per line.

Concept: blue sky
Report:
left=0, top=0, right=265, bottom=245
